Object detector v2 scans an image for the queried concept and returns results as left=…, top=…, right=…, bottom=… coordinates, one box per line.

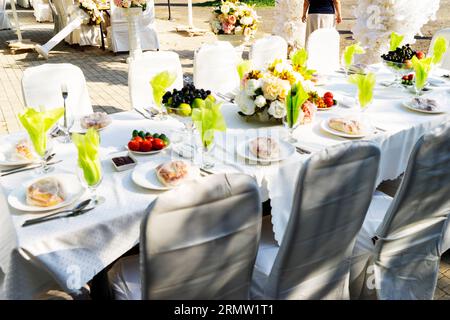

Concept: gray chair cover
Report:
left=251, top=141, right=380, bottom=299
left=351, top=121, right=450, bottom=300
left=119, top=173, right=262, bottom=300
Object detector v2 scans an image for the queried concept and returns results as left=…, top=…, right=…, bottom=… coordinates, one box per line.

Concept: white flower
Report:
left=274, top=60, right=293, bottom=73
left=244, top=79, right=261, bottom=96
left=268, top=100, right=286, bottom=118
left=236, top=91, right=256, bottom=115
left=254, top=95, right=266, bottom=108
left=220, top=4, right=230, bottom=14
left=240, top=16, right=254, bottom=26
left=234, top=26, right=243, bottom=35
left=302, top=80, right=316, bottom=93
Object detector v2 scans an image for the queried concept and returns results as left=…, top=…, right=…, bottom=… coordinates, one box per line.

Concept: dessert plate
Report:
left=0, top=136, right=38, bottom=166
left=236, top=137, right=295, bottom=164
left=402, top=101, right=446, bottom=114
left=8, top=174, right=85, bottom=213
left=321, top=118, right=373, bottom=139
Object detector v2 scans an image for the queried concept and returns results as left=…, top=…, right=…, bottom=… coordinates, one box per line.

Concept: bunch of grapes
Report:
left=381, top=44, right=416, bottom=63
left=162, top=84, right=212, bottom=108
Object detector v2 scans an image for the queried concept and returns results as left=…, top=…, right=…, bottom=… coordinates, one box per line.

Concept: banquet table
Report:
left=1, top=64, right=450, bottom=299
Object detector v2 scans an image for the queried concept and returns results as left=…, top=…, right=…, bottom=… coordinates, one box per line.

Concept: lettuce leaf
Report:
left=348, top=72, right=376, bottom=108
left=150, top=71, right=177, bottom=107
left=292, top=48, right=308, bottom=67
left=411, top=56, right=432, bottom=91
left=192, top=99, right=226, bottom=148
left=286, top=81, right=309, bottom=127
left=72, top=128, right=101, bottom=186
left=431, top=36, right=448, bottom=65
left=237, top=60, right=252, bottom=80
left=343, top=43, right=365, bottom=67
left=390, top=32, right=404, bottom=51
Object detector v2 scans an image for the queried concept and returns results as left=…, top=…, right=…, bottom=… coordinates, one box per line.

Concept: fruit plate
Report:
left=321, top=118, right=374, bottom=139
left=125, top=145, right=170, bottom=155
left=8, top=173, right=85, bottom=213
left=131, top=162, right=200, bottom=191
left=317, top=101, right=339, bottom=111
left=402, top=101, right=446, bottom=114
left=236, top=138, right=295, bottom=164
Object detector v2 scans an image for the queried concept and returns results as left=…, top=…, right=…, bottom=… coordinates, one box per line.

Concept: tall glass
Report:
left=200, top=142, right=215, bottom=170
left=282, top=114, right=300, bottom=143
left=77, top=161, right=104, bottom=204
left=35, top=135, right=54, bottom=174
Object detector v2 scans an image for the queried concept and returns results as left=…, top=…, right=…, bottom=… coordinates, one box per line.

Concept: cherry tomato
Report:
left=145, top=136, right=154, bottom=143
left=324, top=92, right=334, bottom=100
left=133, top=136, right=144, bottom=143
left=128, top=140, right=141, bottom=151
left=140, top=139, right=153, bottom=152
left=152, top=138, right=165, bottom=150
left=324, top=97, right=334, bottom=108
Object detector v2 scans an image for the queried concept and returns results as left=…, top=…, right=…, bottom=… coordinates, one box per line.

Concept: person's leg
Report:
left=306, top=13, right=320, bottom=43
left=317, top=13, right=336, bottom=29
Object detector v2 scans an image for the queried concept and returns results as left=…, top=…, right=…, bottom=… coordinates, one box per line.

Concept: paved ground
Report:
left=1, top=0, right=450, bottom=299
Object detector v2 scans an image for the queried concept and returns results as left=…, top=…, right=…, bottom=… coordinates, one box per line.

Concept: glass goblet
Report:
left=166, top=106, right=196, bottom=159
left=282, top=115, right=300, bottom=143
left=200, top=142, right=215, bottom=170
left=76, top=163, right=105, bottom=204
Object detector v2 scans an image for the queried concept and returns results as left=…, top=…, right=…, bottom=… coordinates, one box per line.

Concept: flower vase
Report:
left=123, top=7, right=143, bottom=62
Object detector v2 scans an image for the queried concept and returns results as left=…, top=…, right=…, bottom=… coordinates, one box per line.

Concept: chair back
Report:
left=249, top=35, right=288, bottom=70
left=0, top=0, right=11, bottom=30
left=372, top=122, right=450, bottom=300
left=307, top=28, right=340, bottom=74
left=22, top=63, right=93, bottom=124
left=194, top=42, right=240, bottom=95
left=429, top=28, right=450, bottom=71
left=266, top=142, right=380, bottom=299
left=140, top=173, right=262, bottom=300
left=128, top=51, right=183, bottom=109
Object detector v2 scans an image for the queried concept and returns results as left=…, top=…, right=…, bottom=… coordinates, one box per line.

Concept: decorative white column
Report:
left=123, top=7, right=143, bottom=63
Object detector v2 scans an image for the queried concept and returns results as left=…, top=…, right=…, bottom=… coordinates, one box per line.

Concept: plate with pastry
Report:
left=131, top=160, right=200, bottom=190
left=8, top=174, right=85, bottom=212
left=321, top=117, right=373, bottom=138
left=80, top=112, right=112, bottom=131
left=236, top=136, right=295, bottom=164
left=402, top=97, right=446, bottom=114
left=0, top=138, right=38, bottom=166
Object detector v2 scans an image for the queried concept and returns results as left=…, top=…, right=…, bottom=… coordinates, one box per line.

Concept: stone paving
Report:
left=1, top=1, right=450, bottom=299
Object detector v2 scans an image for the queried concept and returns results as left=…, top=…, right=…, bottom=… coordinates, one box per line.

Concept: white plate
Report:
left=317, top=102, right=338, bottom=111
left=8, top=173, right=85, bottom=212
left=131, top=162, right=200, bottom=191
left=0, top=137, right=38, bottom=167
left=125, top=145, right=170, bottom=155
left=236, top=138, right=295, bottom=164
left=321, top=118, right=373, bottom=139
left=402, top=101, right=446, bottom=114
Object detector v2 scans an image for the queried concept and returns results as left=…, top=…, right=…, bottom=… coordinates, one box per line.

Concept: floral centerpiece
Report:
left=114, top=0, right=147, bottom=10
left=79, top=0, right=104, bottom=25
left=210, top=0, right=259, bottom=41
left=236, top=57, right=316, bottom=123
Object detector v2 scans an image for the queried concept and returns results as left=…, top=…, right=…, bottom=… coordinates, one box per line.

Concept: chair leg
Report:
left=167, top=0, right=172, bottom=20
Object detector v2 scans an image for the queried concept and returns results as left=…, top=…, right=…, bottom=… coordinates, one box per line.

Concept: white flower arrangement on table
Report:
left=78, top=0, right=104, bottom=25
left=236, top=58, right=316, bottom=123
left=210, top=0, right=260, bottom=40
left=113, top=0, right=147, bottom=10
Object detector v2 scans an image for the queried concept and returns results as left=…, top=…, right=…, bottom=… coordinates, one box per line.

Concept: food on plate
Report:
left=26, top=177, right=65, bottom=207
left=409, top=97, right=440, bottom=112
left=163, top=84, right=214, bottom=116
left=14, top=140, right=35, bottom=160
left=381, top=44, right=417, bottom=65
left=128, top=130, right=170, bottom=152
left=80, top=112, right=111, bottom=130
left=308, top=91, right=337, bottom=109
left=328, top=118, right=362, bottom=135
left=401, top=74, right=414, bottom=86
left=156, top=160, right=191, bottom=187
left=249, top=137, right=280, bottom=159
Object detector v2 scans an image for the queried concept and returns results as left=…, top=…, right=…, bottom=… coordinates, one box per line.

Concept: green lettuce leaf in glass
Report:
left=431, top=36, right=448, bottom=65
left=411, top=56, right=432, bottom=92
left=286, top=81, right=309, bottom=128
left=192, top=99, right=226, bottom=148
left=237, top=60, right=252, bottom=81
left=72, top=128, right=102, bottom=187
left=348, top=72, right=376, bottom=109
left=150, top=71, right=177, bottom=107
left=389, top=32, right=404, bottom=51
left=18, top=107, right=64, bottom=157
left=343, top=43, right=365, bottom=67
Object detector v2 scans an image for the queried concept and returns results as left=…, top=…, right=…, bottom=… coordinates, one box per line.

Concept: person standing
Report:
left=302, top=0, right=342, bottom=42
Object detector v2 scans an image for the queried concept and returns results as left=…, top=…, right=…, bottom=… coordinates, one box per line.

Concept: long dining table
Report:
left=1, top=64, right=450, bottom=299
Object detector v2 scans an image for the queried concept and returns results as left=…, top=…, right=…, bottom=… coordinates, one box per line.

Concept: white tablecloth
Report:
left=1, top=65, right=450, bottom=298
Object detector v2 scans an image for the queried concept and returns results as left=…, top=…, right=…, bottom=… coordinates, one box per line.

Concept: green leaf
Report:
left=389, top=32, right=404, bottom=51
left=292, top=48, right=308, bottom=67
left=150, top=71, right=177, bottom=107
left=411, top=56, right=432, bottom=91
left=237, top=60, right=252, bottom=80
left=431, top=36, right=448, bottom=65
left=18, top=107, right=64, bottom=157
left=72, top=128, right=101, bottom=186
left=192, top=99, right=226, bottom=148
left=343, top=43, right=365, bottom=67
left=348, top=73, right=376, bottom=108
left=286, top=81, right=309, bottom=127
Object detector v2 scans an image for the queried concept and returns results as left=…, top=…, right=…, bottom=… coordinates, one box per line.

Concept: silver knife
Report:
left=1, top=160, right=62, bottom=177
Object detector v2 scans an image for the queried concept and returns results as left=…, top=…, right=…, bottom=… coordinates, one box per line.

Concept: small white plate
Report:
left=317, top=102, right=338, bottom=111
left=236, top=137, right=295, bottom=164
left=402, top=101, right=446, bottom=114
left=321, top=118, right=373, bottom=139
left=8, top=174, right=85, bottom=212
left=125, top=145, right=169, bottom=155
left=131, top=162, right=200, bottom=191
left=0, top=137, right=38, bottom=167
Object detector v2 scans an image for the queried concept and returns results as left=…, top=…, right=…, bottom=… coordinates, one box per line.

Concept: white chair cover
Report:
left=350, top=122, right=450, bottom=300
left=108, top=173, right=262, bottom=300
left=193, top=41, right=240, bottom=96
left=249, top=35, right=288, bottom=70
left=307, top=28, right=340, bottom=74
left=22, top=63, right=93, bottom=124
left=128, top=51, right=183, bottom=109
left=107, top=0, right=159, bottom=53
left=429, top=28, right=450, bottom=71
left=251, top=141, right=380, bottom=299
left=32, top=0, right=53, bottom=22
left=53, top=0, right=99, bottom=46
left=0, top=0, right=11, bottom=30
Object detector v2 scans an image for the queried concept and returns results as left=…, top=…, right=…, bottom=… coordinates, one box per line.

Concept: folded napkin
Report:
left=72, top=128, right=101, bottom=186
